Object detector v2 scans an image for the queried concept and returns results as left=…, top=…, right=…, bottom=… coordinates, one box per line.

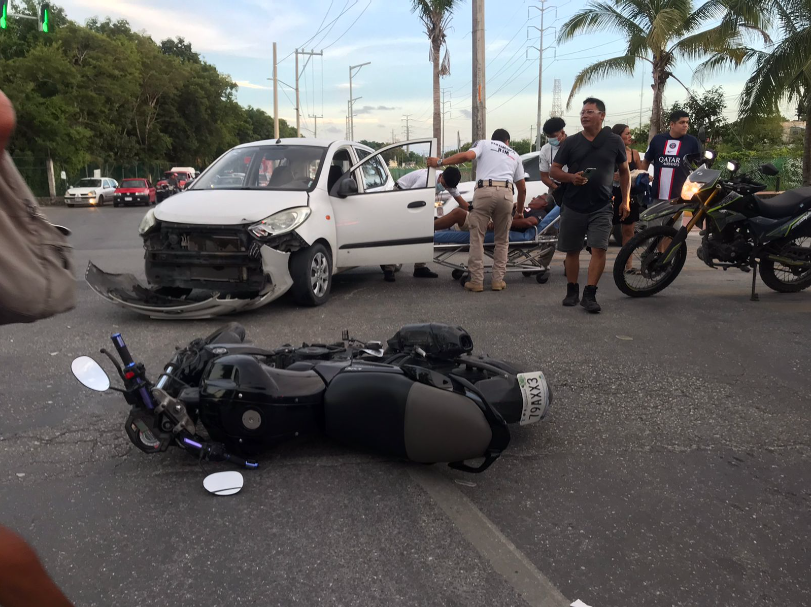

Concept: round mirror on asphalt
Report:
left=71, top=356, right=111, bottom=392
left=204, top=471, right=244, bottom=496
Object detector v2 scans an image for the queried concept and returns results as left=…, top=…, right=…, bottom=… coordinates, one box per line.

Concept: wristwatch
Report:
left=437, top=158, right=443, bottom=167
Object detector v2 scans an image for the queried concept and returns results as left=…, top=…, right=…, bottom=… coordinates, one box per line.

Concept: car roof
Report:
left=520, top=151, right=540, bottom=160
left=234, top=138, right=373, bottom=153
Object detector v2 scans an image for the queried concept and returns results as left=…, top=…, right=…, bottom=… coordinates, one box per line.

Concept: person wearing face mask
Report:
left=538, top=117, right=567, bottom=207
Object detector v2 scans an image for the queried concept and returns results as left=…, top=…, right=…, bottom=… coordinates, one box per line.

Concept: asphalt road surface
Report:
left=1, top=205, right=809, bottom=607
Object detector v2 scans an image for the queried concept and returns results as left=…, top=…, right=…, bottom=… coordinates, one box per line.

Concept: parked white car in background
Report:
left=87, top=138, right=439, bottom=319
left=436, top=150, right=549, bottom=211
left=65, top=177, right=118, bottom=207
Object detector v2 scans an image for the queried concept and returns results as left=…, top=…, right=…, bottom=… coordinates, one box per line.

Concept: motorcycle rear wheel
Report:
left=759, top=236, right=811, bottom=293
left=613, top=225, right=687, bottom=297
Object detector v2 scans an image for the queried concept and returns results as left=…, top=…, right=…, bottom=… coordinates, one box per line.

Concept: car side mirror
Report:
left=760, top=163, right=779, bottom=176
left=332, top=175, right=358, bottom=198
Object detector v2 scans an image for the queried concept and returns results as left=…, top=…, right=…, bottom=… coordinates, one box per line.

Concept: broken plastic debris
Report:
left=454, top=480, right=476, bottom=488
left=571, top=601, right=592, bottom=607
left=50, top=352, right=59, bottom=356
left=16, top=473, right=25, bottom=478
left=615, top=335, right=633, bottom=341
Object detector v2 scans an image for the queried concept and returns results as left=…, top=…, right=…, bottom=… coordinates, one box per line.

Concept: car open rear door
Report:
left=331, top=139, right=436, bottom=267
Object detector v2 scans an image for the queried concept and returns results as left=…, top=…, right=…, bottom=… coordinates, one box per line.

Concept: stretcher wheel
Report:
left=452, top=269, right=464, bottom=280
left=522, top=271, right=541, bottom=277
left=536, top=271, right=549, bottom=284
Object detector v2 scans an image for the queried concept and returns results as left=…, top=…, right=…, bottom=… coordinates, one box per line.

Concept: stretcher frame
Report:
left=432, top=215, right=560, bottom=284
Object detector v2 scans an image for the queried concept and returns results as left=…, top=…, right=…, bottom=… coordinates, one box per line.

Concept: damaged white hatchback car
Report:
left=87, top=138, right=438, bottom=319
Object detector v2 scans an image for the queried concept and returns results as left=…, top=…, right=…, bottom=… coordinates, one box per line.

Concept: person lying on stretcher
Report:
left=434, top=194, right=559, bottom=242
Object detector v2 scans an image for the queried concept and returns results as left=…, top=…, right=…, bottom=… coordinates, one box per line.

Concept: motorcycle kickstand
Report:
left=750, top=260, right=760, bottom=302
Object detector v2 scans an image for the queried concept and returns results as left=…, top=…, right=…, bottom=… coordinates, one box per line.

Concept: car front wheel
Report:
left=290, top=243, right=332, bottom=306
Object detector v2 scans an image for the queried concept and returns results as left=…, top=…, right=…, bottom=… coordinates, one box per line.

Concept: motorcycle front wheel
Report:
left=613, top=225, right=687, bottom=297
left=759, top=236, right=811, bottom=293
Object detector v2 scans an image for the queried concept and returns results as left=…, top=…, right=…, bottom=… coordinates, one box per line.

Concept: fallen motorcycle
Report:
left=70, top=323, right=552, bottom=473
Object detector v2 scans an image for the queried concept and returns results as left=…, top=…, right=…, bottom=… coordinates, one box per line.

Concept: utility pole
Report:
left=294, top=49, right=324, bottom=138
left=529, top=125, right=534, bottom=150
left=471, top=0, right=486, bottom=144
left=346, top=101, right=351, bottom=139
left=308, top=114, right=322, bottom=137
left=273, top=42, right=279, bottom=139
left=639, top=68, right=645, bottom=128
left=529, top=1, right=557, bottom=152
left=349, top=61, right=371, bottom=141
left=402, top=114, right=412, bottom=140
left=441, top=88, right=452, bottom=155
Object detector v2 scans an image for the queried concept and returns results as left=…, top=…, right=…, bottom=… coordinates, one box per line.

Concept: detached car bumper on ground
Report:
left=87, top=137, right=439, bottom=319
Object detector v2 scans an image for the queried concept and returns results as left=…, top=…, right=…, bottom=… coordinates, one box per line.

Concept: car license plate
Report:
left=517, top=371, right=550, bottom=425
left=125, top=197, right=132, bottom=201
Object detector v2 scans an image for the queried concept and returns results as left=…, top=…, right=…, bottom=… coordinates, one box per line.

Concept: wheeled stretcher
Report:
left=432, top=213, right=560, bottom=285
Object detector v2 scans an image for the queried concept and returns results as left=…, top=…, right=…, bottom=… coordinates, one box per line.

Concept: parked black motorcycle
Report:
left=70, top=323, right=551, bottom=473
left=613, top=151, right=811, bottom=300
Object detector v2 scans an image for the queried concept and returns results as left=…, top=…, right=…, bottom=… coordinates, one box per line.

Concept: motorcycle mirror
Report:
left=203, top=471, right=244, bottom=496
left=71, top=356, right=111, bottom=392
left=698, top=126, right=707, bottom=142
left=760, top=163, right=779, bottom=177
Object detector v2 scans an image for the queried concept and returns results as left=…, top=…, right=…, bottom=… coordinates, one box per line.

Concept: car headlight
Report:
left=138, top=208, right=158, bottom=235
left=248, top=207, right=311, bottom=239
left=88, top=190, right=96, bottom=197
left=680, top=180, right=704, bottom=201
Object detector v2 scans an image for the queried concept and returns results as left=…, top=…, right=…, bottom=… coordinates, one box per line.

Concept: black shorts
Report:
left=612, top=187, right=640, bottom=225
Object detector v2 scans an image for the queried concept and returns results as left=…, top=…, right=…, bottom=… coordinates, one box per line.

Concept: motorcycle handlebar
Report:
left=111, top=333, right=134, bottom=366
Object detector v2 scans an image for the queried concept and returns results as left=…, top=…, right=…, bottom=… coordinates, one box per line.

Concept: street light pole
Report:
left=349, top=61, right=371, bottom=141
left=273, top=42, right=279, bottom=139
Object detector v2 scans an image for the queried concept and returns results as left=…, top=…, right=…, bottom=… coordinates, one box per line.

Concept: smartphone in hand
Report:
left=582, top=167, right=597, bottom=179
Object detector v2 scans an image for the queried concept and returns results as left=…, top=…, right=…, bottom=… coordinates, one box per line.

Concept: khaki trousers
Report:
left=468, top=186, right=514, bottom=285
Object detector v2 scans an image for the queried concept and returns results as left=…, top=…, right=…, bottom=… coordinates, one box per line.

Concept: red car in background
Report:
left=113, top=178, right=156, bottom=207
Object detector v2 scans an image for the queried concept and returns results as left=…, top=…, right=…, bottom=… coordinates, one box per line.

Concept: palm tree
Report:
left=410, top=0, right=456, bottom=152
left=699, top=0, right=810, bottom=185
left=558, top=0, right=768, bottom=141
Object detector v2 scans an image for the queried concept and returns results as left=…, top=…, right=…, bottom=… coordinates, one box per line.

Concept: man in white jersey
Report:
left=381, top=166, right=469, bottom=282
left=427, top=128, right=527, bottom=292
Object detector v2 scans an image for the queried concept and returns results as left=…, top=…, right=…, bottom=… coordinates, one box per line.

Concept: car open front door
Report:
left=331, top=139, right=436, bottom=267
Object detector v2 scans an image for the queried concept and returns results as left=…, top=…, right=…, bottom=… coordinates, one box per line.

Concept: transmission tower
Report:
left=550, top=79, right=562, bottom=118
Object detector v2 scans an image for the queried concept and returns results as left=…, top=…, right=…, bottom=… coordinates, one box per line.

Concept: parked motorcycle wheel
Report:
left=613, top=225, right=687, bottom=297
left=759, top=236, right=811, bottom=293
left=290, top=243, right=332, bottom=306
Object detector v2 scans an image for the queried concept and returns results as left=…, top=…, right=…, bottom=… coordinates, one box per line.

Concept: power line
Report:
left=323, top=0, right=373, bottom=50
left=280, top=0, right=358, bottom=63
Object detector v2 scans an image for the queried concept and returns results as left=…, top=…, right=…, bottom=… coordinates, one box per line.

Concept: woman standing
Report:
left=611, top=123, right=641, bottom=272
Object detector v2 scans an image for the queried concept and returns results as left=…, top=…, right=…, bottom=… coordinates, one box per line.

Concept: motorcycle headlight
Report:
left=138, top=208, right=158, bottom=235
left=680, top=180, right=704, bottom=201
left=248, top=207, right=311, bottom=239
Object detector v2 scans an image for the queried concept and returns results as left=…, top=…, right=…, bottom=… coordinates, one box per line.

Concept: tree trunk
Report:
left=649, top=67, right=664, bottom=143
left=804, top=88, right=811, bottom=187
left=432, top=36, right=442, bottom=154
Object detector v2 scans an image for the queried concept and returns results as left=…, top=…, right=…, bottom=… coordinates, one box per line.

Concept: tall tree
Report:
left=410, top=0, right=455, bottom=151
left=558, top=0, right=769, bottom=141
left=700, top=0, right=810, bottom=184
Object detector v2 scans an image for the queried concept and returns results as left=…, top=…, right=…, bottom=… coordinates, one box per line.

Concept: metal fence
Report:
left=735, top=157, right=803, bottom=191
left=10, top=155, right=178, bottom=198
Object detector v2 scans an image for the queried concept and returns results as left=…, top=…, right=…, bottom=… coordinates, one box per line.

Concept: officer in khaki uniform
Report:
left=427, top=129, right=527, bottom=291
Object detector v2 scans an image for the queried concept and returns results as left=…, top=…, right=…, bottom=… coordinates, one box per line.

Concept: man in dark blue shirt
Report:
left=641, top=110, right=702, bottom=201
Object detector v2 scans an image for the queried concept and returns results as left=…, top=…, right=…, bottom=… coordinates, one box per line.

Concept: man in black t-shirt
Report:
left=641, top=110, right=702, bottom=201
left=551, top=97, right=631, bottom=313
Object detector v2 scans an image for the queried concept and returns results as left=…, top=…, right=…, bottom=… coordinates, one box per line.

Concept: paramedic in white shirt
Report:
left=427, top=128, right=527, bottom=292
left=538, top=117, right=567, bottom=205
left=381, top=166, right=469, bottom=282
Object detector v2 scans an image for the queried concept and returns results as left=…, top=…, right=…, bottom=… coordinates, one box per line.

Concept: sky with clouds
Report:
left=59, top=0, right=774, bottom=149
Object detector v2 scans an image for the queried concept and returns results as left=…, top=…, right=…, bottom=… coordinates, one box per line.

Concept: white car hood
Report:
left=67, top=187, right=100, bottom=195
left=154, top=189, right=310, bottom=225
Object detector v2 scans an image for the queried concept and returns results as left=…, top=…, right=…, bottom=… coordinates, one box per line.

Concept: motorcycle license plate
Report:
left=125, top=197, right=132, bottom=201
left=517, top=371, right=550, bottom=426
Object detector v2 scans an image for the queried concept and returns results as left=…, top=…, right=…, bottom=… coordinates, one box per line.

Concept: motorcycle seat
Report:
left=754, top=187, right=811, bottom=219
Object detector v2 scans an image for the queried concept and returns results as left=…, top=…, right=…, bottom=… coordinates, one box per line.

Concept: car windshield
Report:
left=121, top=180, right=147, bottom=188
left=191, top=145, right=326, bottom=192
left=77, top=179, right=102, bottom=188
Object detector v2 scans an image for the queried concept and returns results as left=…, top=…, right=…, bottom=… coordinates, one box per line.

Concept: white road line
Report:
left=409, top=466, right=570, bottom=607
